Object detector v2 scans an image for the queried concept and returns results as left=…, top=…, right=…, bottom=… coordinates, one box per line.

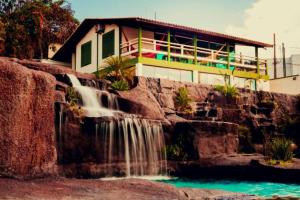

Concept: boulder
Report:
left=117, top=83, right=165, bottom=120
left=174, top=121, right=239, bottom=159
left=157, top=93, right=175, bottom=110
left=0, top=59, right=57, bottom=179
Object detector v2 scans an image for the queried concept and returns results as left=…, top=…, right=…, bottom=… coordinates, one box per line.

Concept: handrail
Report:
left=121, top=37, right=268, bottom=74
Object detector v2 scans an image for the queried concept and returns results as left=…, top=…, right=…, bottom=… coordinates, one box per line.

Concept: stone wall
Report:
left=117, top=76, right=298, bottom=158
left=0, top=59, right=57, bottom=179
left=137, top=77, right=298, bottom=122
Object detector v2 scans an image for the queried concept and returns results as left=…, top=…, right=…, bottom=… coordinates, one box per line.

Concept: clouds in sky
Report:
left=226, top=0, right=300, bottom=58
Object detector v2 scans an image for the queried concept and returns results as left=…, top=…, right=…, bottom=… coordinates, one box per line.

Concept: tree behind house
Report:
left=0, top=0, right=79, bottom=59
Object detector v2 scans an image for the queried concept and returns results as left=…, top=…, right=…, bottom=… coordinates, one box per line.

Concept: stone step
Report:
left=250, top=105, right=273, bottom=115
left=195, top=109, right=218, bottom=118
left=191, top=116, right=217, bottom=121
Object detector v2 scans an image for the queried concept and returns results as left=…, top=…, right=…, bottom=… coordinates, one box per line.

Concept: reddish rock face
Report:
left=0, top=59, right=57, bottom=179
left=117, top=79, right=165, bottom=120
left=174, top=121, right=239, bottom=159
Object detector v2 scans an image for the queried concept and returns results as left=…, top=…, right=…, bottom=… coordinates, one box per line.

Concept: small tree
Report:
left=99, top=56, right=133, bottom=80
left=175, top=87, right=192, bottom=113
left=99, top=56, right=134, bottom=91
left=267, top=137, right=294, bottom=162
left=214, top=73, right=239, bottom=98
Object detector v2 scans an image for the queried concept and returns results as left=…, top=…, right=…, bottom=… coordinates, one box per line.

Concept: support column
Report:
left=167, top=30, right=171, bottom=62
left=226, top=43, right=230, bottom=69
left=138, top=27, right=142, bottom=58
left=255, top=47, right=259, bottom=75
left=192, top=70, right=198, bottom=83
left=265, top=61, right=269, bottom=76
left=135, top=63, right=143, bottom=76
left=193, top=34, right=198, bottom=65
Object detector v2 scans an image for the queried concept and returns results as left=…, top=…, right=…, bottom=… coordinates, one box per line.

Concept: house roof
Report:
left=52, top=17, right=273, bottom=62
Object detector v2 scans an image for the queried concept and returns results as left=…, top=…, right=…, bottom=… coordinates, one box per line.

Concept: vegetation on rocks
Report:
left=238, top=125, right=255, bottom=153
left=165, top=129, right=199, bottom=161
left=214, top=84, right=239, bottom=98
left=111, top=79, right=129, bottom=91
left=164, top=144, right=188, bottom=161
left=175, top=87, right=193, bottom=114
left=267, top=137, right=295, bottom=162
left=66, top=86, right=83, bottom=117
left=66, top=87, right=79, bottom=106
left=99, top=56, right=134, bottom=91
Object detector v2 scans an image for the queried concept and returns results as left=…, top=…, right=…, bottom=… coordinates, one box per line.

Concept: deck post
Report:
left=138, top=27, right=142, bottom=58
left=193, top=34, right=198, bottom=65
left=167, top=30, right=171, bottom=62
left=265, top=60, right=268, bottom=76
left=226, top=43, right=230, bottom=69
left=255, top=47, right=259, bottom=75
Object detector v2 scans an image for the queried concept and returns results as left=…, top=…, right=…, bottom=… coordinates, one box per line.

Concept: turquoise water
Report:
left=159, top=178, right=300, bottom=198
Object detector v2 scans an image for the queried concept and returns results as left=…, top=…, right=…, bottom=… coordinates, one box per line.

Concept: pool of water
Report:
left=159, top=178, right=300, bottom=198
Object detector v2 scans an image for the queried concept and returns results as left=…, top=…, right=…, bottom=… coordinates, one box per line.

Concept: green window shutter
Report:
left=81, top=41, right=92, bottom=67
left=102, top=30, right=115, bottom=59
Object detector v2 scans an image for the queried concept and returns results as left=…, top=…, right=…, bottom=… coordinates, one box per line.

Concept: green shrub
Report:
left=66, top=87, right=84, bottom=118
left=268, top=137, right=294, bottom=161
left=238, top=125, right=255, bottom=153
left=111, top=79, right=129, bottom=91
left=66, top=87, right=80, bottom=106
left=175, top=87, right=192, bottom=113
left=164, top=144, right=188, bottom=161
left=214, top=84, right=239, bottom=98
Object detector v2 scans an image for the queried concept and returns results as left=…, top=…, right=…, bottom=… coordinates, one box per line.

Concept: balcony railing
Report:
left=120, top=37, right=268, bottom=76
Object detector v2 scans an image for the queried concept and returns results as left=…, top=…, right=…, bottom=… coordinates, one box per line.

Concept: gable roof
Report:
left=52, top=17, right=273, bottom=62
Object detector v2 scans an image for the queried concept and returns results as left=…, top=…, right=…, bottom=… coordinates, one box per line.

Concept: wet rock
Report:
left=54, top=90, right=66, bottom=103
left=0, top=59, right=57, bottom=179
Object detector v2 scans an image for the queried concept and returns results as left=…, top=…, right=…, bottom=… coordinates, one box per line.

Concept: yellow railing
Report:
left=120, top=37, right=268, bottom=75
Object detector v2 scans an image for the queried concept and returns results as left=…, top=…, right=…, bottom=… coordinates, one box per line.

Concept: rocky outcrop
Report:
left=0, top=59, right=57, bottom=179
left=0, top=178, right=258, bottom=200
left=117, top=78, right=165, bottom=120
left=169, top=154, right=300, bottom=183
left=174, top=121, right=239, bottom=158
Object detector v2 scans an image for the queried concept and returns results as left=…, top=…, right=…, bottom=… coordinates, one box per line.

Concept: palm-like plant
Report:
left=99, top=56, right=134, bottom=82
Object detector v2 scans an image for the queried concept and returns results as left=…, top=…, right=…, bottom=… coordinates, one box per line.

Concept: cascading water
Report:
left=64, top=74, right=167, bottom=177
left=96, top=117, right=167, bottom=176
left=67, top=74, right=118, bottom=117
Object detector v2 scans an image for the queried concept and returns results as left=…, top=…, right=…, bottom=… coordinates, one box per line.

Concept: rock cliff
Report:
left=0, top=59, right=57, bottom=179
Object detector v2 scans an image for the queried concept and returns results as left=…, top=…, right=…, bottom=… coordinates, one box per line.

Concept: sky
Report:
left=68, top=0, right=300, bottom=58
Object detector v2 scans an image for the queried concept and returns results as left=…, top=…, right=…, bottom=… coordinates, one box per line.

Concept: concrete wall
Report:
left=48, top=43, right=62, bottom=59
left=267, top=54, right=300, bottom=79
left=270, top=75, right=300, bottom=95
left=75, top=24, right=120, bottom=73
left=138, top=64, right=194, bottom=83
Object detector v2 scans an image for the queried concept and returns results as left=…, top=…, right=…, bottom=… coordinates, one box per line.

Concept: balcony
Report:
left=120, top=37, right=268, bottom=80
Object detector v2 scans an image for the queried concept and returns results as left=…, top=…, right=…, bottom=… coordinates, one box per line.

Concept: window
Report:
left=81, top=41, right=92, bottom=67
left=102, top=30, right=115, bottom=59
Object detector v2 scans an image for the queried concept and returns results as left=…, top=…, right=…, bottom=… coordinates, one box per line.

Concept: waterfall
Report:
left=96, top=117, right=167, bottom=177
left=64, top=74, right=167, bottom=177
left=67, top=74, right=117, bottom=117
